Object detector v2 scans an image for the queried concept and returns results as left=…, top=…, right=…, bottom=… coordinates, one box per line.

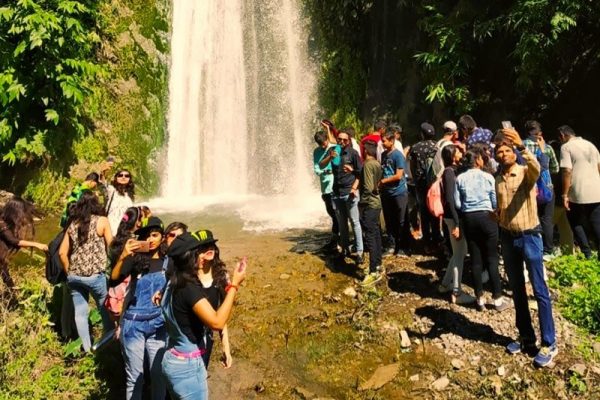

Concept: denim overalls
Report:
left=160, top=284, right=209, bottom=400
left=121, top=257, right=168, bottom=400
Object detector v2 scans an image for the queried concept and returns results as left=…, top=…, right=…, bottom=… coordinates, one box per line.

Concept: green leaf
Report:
left=45, top=109, right=59, bottom=125
left=64, top=338, right=83, bottom=357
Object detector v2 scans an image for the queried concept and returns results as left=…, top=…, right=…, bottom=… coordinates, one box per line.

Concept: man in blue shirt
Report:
left=380, top=129, right=410, bottom=256
left=313, top=131, right=340, bottom=249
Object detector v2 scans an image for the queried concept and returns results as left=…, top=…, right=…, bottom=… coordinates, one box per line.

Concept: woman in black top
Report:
left=437, top=145, right=473, bottom=304
left=0, top=197, right=48, bottom=290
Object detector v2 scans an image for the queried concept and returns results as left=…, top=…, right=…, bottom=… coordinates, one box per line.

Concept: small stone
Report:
left=569, top=363, right=587, bottom=376
left=497, top=365, right=506, bottom=377
left=358, top=363, right=400, bottom=391
left=343, top=287, right=357, bottom=298
left=471, top=355, right=481, bottom=365
left=451, top=359, right=465, bottom=370
left=430, top=376, right=450, bottom=391
left=409, top=374, right=419, bottom=382
left=400, top=330, right=411, bottom=348
left=279, top=273, right=291, bottom=280
left=479, top=365, right=488, bottom=376
left=293, top=386, right=315, bottom=400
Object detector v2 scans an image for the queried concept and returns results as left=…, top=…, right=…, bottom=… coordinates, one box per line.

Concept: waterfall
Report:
left=160, top=0, right=322, bottom=230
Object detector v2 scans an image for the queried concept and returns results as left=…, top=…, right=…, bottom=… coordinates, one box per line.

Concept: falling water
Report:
left=159, top=0, right=323, bottom=230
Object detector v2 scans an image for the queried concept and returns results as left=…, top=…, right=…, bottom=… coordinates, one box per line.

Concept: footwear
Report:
left=360, top=272, right=382, bottom=287
left=533, top=344, right=558, bottom=367
left=506, top=340, right=537, bottom=355
left=542, top=253, right=554, bottom=262
left=383, top=247, right=395, bottom=257
left=394, top=249, right=409, bottom=258
left=438, top=284, right=452, bottom=294
left=481, top=270, right=489, bottom=284
left=451, top=292, right=476, bottom=305
left=355, top=254, right=364, bottom=265
left=476, top=297, right=486, bottom=311
left=493, top=298, right=511, bottom=312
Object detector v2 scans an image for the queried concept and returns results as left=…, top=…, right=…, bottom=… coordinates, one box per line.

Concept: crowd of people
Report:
left=313, top=115, right=600, bottom=368
left=0, top=166, right=247, bottom=400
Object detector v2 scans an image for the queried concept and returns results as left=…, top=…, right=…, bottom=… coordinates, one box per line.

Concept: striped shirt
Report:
left=495, top=149, right=541, bottom=232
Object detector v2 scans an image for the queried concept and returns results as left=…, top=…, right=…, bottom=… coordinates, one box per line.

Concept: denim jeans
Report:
left=321, top=193, right=339, bottom=237
left=441, top=218, right=468, bottom=292
left=334, top=194, right=363, bottom=254
left=121, top=317, right=167, bottom=400
left=66, top=273, right=112, bottom=351
left=162, top=350, right=208, bottom=400
left=501, top=230, right=556, bottom=347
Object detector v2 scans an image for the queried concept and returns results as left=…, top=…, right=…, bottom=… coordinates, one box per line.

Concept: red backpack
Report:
left=104, top=275, right=131, bottom=320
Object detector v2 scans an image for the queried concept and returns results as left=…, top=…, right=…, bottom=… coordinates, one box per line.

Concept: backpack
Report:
left=534, top=148, right=553, bottom=205
left=45, top=231, right=66, bottom=285
left=426, top=177, right=444, bottom=218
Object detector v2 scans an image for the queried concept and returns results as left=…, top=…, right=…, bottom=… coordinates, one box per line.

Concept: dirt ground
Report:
left=207, top=229, right=600, bottom=400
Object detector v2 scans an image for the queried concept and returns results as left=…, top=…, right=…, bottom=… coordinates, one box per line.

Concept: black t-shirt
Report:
left=112, top=256, right=171, bottom=283
left=333, top=146, right=363, bottom=196
left=172, top=281, right=209, bottom=346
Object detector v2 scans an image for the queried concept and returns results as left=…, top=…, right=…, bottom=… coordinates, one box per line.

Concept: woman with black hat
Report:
left=110, top=216, right=169, bottom=400
left=161, top=230, right=246, bottom=399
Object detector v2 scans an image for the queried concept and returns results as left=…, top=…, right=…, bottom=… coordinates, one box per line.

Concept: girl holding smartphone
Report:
left=161, top=230, right=246, bottom=399
left=110, top=216, right=169, bottom=400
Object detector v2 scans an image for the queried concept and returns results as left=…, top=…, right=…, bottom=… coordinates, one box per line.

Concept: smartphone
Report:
left=132, top=240, right=150, bottom=253
left=238, top=256, right=247, bottom=273
left=501, top=121, right=513, bottom=129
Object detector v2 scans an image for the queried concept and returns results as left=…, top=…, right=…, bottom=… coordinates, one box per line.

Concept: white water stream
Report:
left=155, top=0, right=324, bottom=231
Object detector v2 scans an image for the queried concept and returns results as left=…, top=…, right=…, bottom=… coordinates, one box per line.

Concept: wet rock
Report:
left=569, top=363, right=587, bottom=376
left=400, top=330, right=411, bottom=348
left=293, top=386, right=315, bottom=400
left=359, top=363, right=399, bottom=391
left=430, top=376, right=450, bottom=391
left=279, top=273, right=291, bottom=280
left=497, top=365, right=506, bottom=377
left=409, top=374, right=419, bottom=382
left=451, top=359, right=465, bottom=370
left=343, top=287, right=357, bottom=298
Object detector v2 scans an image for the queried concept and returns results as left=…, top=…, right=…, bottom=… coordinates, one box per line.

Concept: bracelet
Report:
left=225, top=284, right=239, bottom=293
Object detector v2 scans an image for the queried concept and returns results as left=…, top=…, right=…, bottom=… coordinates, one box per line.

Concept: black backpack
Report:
left=46, top=231, right=66, bottom=285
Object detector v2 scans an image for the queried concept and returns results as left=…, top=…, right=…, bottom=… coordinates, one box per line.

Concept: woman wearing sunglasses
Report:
left=106, top=169, right=135, bottom=235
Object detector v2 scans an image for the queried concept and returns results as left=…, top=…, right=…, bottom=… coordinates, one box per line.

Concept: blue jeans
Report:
left=501, top=230, right=556, bottom=347
left=162, top=350, right=208, bottom=400
left=334, top=194, right=363, bottom=254
left=121, top=318, right=167, bottom=400
left=66, top=273, right=112, bottom=352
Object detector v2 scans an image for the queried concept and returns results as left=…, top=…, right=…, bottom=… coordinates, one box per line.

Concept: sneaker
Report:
left=451, top=292, right=476, bottom=305
left=506, top=340, right=537, bottom=355
left=542, top=253, right=555, bottom=262
left=383, top=247, right=395, bottom=257
left=493, top=298, right=511, bottom=312
left=355, top=254, right=364, bottom=265
left=533, top=344, right=558, bottom=367
left=476, top=297, right=486, bottom=311
left=361, top=272, right=382, bottom=287
left=481, top=270, right=489, bottom=284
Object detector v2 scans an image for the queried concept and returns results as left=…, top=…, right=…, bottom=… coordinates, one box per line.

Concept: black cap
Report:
left=420, top=122, right=435, bottom=136
left=134, top=216, right=164, bottom=236
left=167, top=230, right=218, bottom=258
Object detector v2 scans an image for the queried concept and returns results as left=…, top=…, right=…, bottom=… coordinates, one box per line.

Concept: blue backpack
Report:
left=535, top=148, right=553, bottom=205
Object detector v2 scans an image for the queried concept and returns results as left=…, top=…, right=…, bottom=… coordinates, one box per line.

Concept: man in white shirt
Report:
left=559, top=125, right=600, bottom=260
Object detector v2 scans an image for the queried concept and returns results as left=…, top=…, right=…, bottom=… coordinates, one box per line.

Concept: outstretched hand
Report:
left=501, top=128, right=523, bottom=147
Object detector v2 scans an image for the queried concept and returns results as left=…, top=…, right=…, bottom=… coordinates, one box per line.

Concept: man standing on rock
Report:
left=320, top=129, right=364, bottom=264
left=494, top=128, right=557, bottom=368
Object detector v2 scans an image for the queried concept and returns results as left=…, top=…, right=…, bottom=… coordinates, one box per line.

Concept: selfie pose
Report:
left=161, top=230, right=246, bottom=399
left=110, top=216, right=169, bottom=400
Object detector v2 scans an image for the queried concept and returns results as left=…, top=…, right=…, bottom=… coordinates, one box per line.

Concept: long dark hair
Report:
left=112, top=170, right=135, bottom=200
left=0, top=197, right=36, bottom=265
left=441, top=144, right=458, bottom=168
left=67, top=190, right=105, bottom=244
left=109, top=207, right=141, bottom=262
left=170, top=244, right=228, bottom=298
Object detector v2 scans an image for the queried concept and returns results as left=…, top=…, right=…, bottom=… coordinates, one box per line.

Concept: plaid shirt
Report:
left=495, top=149, right=541, bottom=232
left=523, top=138, right=559, bottom=174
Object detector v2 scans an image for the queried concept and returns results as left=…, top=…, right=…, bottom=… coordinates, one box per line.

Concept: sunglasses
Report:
left=117, top=173, right=131, bottom=178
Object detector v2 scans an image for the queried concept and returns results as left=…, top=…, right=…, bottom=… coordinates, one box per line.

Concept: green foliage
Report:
left=549, top=254, right=600, bottom=333
left=0, top=0, right=105, bottom=165
left=23, top=169, right=70, bottom=212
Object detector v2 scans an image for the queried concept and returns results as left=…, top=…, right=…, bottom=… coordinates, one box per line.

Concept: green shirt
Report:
left=359, top=158, right=382, bottom=209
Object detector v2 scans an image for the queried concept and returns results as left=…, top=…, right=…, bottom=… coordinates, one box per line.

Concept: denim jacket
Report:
left=455, top=168, right=497, bottom=213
